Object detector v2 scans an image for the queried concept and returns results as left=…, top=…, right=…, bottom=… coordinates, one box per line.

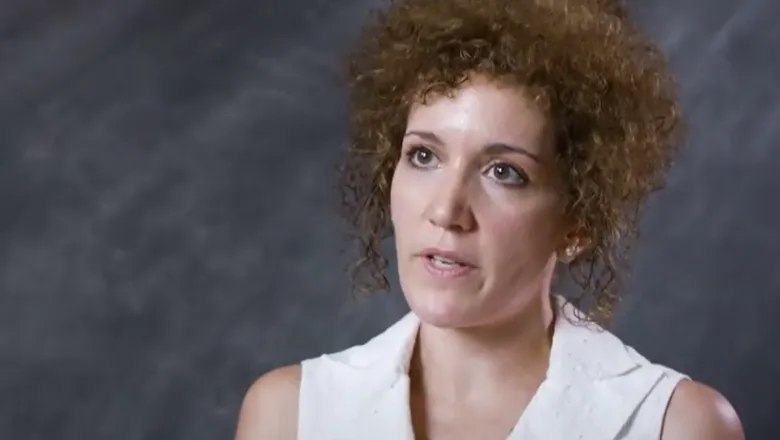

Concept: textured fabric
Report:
left=297, top=296, right=689, bottom=440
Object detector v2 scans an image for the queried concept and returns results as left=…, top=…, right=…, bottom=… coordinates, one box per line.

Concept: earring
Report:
left=559, top=243, right=579, bottom=263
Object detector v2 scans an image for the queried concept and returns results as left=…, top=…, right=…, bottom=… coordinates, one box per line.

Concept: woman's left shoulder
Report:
left=661, top=379, right=745, bottom=440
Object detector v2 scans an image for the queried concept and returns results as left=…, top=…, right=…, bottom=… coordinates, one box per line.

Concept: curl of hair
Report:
left=339, top=0, right=684, bottom=326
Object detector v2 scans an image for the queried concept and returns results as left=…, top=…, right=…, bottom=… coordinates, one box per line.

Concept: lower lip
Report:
left=421, top=256, right=476, bottom=279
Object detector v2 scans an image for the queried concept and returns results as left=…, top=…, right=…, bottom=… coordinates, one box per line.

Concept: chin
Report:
left=402, top=286, right=480, bottom=329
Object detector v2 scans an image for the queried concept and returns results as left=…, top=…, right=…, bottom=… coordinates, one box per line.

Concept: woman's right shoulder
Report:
left=233, top=364, right=302, bottom=440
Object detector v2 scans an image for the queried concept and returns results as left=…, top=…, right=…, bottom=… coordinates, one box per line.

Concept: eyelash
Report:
left=403, top=145, right=529, bottom=187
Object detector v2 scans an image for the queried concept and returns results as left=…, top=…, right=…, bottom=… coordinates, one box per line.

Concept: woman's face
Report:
left=390, top=76, right=570, bottom=328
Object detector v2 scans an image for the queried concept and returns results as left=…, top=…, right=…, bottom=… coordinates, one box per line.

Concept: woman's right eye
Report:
left=406, top=146, right=439, bottom=169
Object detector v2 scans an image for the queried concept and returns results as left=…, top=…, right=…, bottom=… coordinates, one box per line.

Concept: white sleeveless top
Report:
left=297, top=296, right=688, bottom=440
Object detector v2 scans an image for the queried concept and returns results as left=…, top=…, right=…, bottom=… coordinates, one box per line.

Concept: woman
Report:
left=235, top=0, right=744, bottom=438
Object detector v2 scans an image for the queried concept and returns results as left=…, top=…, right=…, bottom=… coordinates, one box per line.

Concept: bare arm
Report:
left=661, top=380, right=745, bottom=440
left=234, top=365, right=302, bottom=440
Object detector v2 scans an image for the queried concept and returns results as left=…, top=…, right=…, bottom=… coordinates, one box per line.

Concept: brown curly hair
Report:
left=338, top=0, right=684, bottom=325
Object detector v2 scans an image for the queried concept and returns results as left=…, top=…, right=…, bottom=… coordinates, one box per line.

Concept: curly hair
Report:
left=338, top=0, right=684, bottom=325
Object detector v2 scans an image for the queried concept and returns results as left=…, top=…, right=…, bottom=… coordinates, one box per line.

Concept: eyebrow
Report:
left=404, top=130, right=540, bottom=163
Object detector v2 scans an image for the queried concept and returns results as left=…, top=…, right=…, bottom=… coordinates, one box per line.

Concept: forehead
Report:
left=405, top=77, right=552, bottom=154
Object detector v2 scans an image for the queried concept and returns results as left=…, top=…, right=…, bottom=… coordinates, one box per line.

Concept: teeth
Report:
left=431, top=255, right=463, bottom=266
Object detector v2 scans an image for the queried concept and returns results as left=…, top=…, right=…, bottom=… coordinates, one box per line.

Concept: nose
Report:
left=425, top=173, right=476, bottom=233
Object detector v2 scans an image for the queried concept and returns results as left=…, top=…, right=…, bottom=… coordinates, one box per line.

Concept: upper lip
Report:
left=418, top=247, right=477, bottom=267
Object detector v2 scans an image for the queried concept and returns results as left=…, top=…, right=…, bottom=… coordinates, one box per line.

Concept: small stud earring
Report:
left=559, top=244, right=579, bottom=263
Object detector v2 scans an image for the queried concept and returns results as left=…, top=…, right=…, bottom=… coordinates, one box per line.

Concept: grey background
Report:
left=0, top=0, right=778, bottom=438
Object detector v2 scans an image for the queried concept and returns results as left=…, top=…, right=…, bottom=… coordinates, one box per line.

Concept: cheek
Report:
left=475, top=193, right=565, bottom=263
left=390, top=165, right=423, bottom=229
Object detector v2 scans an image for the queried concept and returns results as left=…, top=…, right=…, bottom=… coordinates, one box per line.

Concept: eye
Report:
left=486, top=162, right=528, bottom=186
left=406, top=146, right=439, bottom=169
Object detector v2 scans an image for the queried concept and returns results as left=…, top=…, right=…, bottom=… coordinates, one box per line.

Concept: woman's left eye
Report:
left=486, top=163, right=528, bottom=185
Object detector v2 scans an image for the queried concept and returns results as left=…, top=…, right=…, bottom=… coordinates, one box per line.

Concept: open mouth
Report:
left=427, top=254, right=469, bottom=269
left=422, top=254, right=475, bottom=279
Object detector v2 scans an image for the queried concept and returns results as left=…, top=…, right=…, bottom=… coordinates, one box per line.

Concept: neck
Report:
left=409, top=293, right=556, bottom=404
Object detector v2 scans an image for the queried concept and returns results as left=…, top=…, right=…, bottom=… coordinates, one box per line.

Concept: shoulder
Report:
left=661, top=379, right=745, bottom=440
left=234, top=364, right=302, bottom=440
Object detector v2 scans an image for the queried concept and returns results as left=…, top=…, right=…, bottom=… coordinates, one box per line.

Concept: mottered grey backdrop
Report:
left=1, top=0, right=778, bottom=438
